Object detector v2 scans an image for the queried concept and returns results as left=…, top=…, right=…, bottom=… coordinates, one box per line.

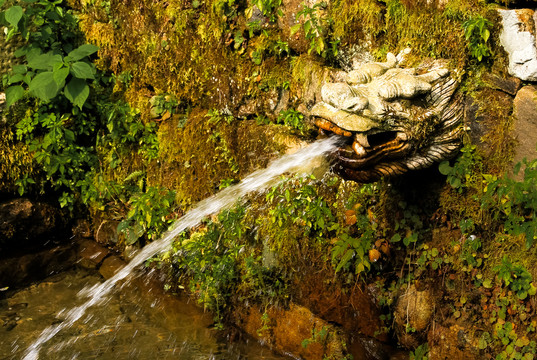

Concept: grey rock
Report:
left=498, top=9, right=537, bottom=81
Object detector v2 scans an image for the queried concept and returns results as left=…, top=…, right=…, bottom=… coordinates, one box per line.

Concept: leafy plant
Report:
left=1, top=1, right=98, bottom=109
left=277, top=108, right=306, bottom=134
left=481, top=158, right=537, bottom=248
left=291, top=3, right=339, bottom=59
left=331, top=232, right=372, bottom=276
left=266, top=175, right=335, bottom=240
left=439, top=144, right=481, bottom=192
left=462, top=15, right=493, bottom=62
left=118, top=186, right=176, bottom=244
left=149, top=93, right=179, bottom=120
left=250, top=0, right=282, bottom=23
left=493, top=256, right=536, bottom=300
left=410, top=343, right=429, bottom=360
left=493, top=321, right=536, bottom=360
left=170, top=205, right=247, bottom=327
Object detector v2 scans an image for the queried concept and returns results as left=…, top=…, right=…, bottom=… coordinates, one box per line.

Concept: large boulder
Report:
left=513, top=85, right=537, bottom=173
left=0, top=198, right=64, bottom=255
left=498, top=9, right=537, bottom=81
left=394, top=284, right=435, bottom=348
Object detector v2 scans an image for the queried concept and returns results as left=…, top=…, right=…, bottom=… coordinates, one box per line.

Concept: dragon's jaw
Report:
left=316, top=119, right=414, bottom=182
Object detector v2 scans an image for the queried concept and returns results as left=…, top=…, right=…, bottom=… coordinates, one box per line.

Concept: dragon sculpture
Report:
left=311, top=51, right=464, bottom=182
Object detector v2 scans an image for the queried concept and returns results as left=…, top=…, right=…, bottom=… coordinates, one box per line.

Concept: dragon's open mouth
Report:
left=308, top=52, right=463, bottom=183
left=315, top=118, right=412, bottom=180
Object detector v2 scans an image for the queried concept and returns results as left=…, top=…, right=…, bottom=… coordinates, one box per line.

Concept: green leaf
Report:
left=482, top=28, right=490, bottom=43
left=335, top=249, right=354, bottom=273
left=390, top=233, right=401, bottom=243
left=70, top=61, right=95, bottom=79
left=27, top=52, right=63, bottom=70
left=29, top=71, right=59, bottom=101
left=8, top=73, right=24, bottom=84
left=5, top=6, right=23, bottom=27
left=53, top=66, right=69, bottom=87
left=65, top=44, right=99, bottom=62
left=438, top=161, right=452, bottom=175
left=64, top=77, right=89, bottom=109
left=11, top=65, right=28, bottom=74
left=5, top=85, right=25, bottom=106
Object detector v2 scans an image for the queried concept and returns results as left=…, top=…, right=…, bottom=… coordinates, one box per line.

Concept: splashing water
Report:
left=23, top=136, right=340, bottom=359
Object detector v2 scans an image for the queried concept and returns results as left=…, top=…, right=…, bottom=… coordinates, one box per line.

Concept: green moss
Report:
left=148, top=109, right=289, bottom=207
left=329, top=0, right=494, bottom=71
left=0, top=103, right=39, bottom=194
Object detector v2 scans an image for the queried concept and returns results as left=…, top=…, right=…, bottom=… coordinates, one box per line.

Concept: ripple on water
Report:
left=0, top=268, right=290, bottom=359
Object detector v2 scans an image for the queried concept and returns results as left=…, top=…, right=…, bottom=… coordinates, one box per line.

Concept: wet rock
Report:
left=99, top=255, right=125, bottom=279
left=482, top=73, right=521, bottom=96
left=427, top=324, right=479, bottom=359
left=238, top=303, right=348, bottom=360
left=513, top=85, right=537, bottom=176
left=95, top=219, right=119, bottom=245
left=0, top=245, right=76, bottom=288
left=0, top=198, right=62, bottom=254
left=498, top=9, right=537, bottom=81
left=77, top=239, right=110, bottom=270
left=72, top=219, right=92, bottom=238
left=394, top=284, right=434, bottom=348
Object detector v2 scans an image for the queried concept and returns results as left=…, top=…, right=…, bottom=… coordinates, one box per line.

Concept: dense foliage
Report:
left=2, top=0, right=536, bottom=359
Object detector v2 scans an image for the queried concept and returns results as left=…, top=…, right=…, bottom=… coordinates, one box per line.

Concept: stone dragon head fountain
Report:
left=311, top=50, right=464, bottom=182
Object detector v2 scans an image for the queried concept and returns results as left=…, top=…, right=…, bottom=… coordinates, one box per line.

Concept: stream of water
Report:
left=23, top=136, right=340, bottom=359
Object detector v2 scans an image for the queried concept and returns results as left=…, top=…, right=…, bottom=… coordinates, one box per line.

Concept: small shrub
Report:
left=462, top=15, right=493, bottom=62
left=493, top=256, right=536, bottom=300
left=439, top=144, right=481, bottom=193
left=291, top=3, right=339, bottom=59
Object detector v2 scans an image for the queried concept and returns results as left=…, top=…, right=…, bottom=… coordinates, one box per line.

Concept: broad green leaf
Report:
left=64, top=128, right=75, bottom=143
left=29, top=71, right=59, bottom=101
left=70, top=61, right=95, bottom=79
left=438, top=161, right=452, bottom=175
left=11, top=65, right=28, bottom=74
left=27, top=52, right=63, bottom=70
left=53, top=65, right=69, bottom=87
left=5, top=6, right=23, bottom=27
left=8, top=73, right=24, bottom=84
left=65, top=44, right=99, bottom=62
left=5, top=85, right=25, bottom=106
left=64, top=77, right=89, bottom=109
left=335, top=249, right=354, bottom=273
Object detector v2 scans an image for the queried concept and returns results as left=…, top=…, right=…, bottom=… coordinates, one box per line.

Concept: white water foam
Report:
left=23, top=136, right=340, bottom=359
